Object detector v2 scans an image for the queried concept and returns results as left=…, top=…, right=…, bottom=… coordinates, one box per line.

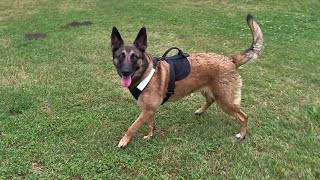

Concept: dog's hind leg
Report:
left=194, top=91, right=214, bottom=115
left=118, top=110, right=155, bottom=148
left=210, top=75, right=248, bottom=140
left=214, top=92, right=248, bottom=140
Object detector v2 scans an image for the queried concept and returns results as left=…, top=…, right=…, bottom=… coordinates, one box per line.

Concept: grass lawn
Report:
left=1, top=0, right=319, bottom=179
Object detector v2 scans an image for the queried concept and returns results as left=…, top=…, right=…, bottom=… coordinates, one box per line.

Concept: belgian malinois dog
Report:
left=111, top=14, right=263, bottom=147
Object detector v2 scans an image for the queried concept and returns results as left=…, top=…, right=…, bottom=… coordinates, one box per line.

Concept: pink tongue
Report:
left=121, top=76, right=132, bottom=87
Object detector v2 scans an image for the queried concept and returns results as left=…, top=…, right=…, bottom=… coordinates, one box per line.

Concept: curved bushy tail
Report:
left=231, top=14, right=264, bottom=67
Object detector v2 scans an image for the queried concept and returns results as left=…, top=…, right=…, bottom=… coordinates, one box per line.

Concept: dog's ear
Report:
left=133, top=27, right=147, bottom=52
left=111, top=27, right=124, bottom=52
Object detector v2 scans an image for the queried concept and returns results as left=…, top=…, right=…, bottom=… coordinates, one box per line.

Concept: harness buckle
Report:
left=166, top=90, right=174, bottom=95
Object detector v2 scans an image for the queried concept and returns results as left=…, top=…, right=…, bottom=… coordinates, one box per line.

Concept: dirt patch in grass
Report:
left=9, top=109, right=23, bottom=116
left=32, top=162, right=44, bottom=173
left=62, top=20, right=93, bottom=29
left=25, top=33, right=47, bottom=40
left=71, top=175, right=83, bottom=180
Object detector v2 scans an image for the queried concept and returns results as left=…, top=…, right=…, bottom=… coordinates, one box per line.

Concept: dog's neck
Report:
left=129, top=52, right=154, bottom=89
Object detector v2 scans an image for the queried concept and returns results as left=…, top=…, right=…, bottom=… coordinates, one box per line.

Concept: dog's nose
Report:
left=121, top=71, right=131, bottom=76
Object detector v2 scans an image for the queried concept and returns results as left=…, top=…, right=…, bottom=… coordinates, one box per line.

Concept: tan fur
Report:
left=116, top=15, right=263, bottom=147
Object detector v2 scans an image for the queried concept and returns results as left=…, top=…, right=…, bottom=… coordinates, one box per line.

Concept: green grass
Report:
left=1, top=0, right=319, bottom=179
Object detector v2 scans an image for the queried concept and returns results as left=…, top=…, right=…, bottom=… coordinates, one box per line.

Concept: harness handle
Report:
left=160, top=47, right=184, bottom=60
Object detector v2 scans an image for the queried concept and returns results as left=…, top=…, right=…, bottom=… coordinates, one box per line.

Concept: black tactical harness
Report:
left=129, top=47, right=190, bottom=105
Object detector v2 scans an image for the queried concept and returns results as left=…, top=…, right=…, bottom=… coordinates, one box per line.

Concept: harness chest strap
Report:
left=136, top=68, right=155, bottom=91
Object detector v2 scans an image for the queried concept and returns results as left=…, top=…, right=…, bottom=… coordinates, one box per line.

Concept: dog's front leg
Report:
left=143, top=115, right=155, bottom=140
left=118, top=110, right=155, bottom=148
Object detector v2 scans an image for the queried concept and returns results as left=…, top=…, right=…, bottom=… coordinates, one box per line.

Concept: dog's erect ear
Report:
left=133, top=27, right=147, bottom=52
left=111, top=27, right=124, bottom=52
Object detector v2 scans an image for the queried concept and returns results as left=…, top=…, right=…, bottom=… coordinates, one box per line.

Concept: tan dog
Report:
left=111, top=14, right=263, bottom=147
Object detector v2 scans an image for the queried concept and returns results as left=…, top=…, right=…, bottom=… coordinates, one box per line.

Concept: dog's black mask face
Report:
left=111, top=27, right=148, bottom=88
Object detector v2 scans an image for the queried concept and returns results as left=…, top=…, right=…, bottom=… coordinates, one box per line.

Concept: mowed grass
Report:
left=0, top=0, right=319, bottom=179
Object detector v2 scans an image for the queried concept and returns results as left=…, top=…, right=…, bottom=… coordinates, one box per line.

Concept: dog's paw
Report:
left=194, top=109, right=203, bottom=116
left=143, top=135, right=153, bottom=140
left=117, top=135, right=131, bottom=148
left=235, top=133, right=245, bottom=140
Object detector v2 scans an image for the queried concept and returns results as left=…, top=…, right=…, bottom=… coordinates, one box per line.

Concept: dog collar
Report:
left=136, top=68, right=155, bottom=91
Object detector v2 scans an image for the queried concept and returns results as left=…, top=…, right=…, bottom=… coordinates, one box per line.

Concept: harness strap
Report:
left=161, top=59, right=175, bottom=105
left=129, top=87, right=142, bottom=100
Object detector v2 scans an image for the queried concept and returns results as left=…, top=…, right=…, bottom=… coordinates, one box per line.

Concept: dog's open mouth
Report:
left=121, top=76, right=132, bottom=87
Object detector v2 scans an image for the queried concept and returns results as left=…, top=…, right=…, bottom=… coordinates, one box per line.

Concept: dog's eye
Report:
left=131, top=55, right=138, bottom=62
left=121, top=53, right=126, bottom=58
left=118, top=53, right=125, bottom=61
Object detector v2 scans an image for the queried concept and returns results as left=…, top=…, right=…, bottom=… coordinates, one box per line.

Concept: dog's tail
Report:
left=231, top=14, right=264, bottom=67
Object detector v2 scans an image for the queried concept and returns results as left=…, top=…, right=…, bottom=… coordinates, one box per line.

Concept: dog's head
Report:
left=111, top=27, right=149, bottom=88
